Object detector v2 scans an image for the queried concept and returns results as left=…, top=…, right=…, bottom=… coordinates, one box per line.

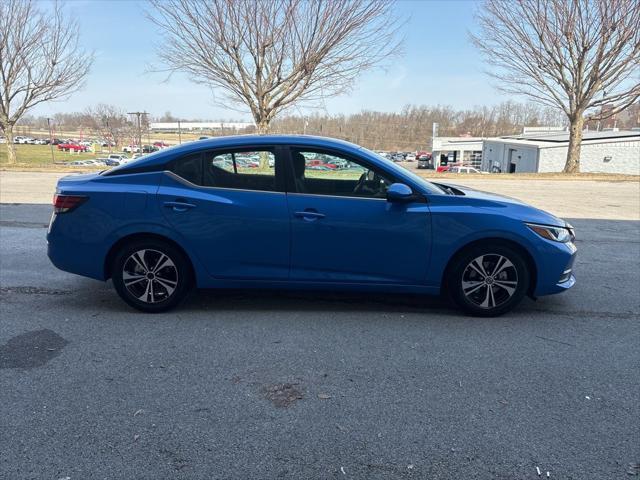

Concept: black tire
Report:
left=447, top=243, right=530, bottom=317
left=112, top=238, right=192, bottom=313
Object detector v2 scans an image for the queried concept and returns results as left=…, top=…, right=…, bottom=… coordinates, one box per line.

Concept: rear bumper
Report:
left=47, top=214, right=107, bottom=281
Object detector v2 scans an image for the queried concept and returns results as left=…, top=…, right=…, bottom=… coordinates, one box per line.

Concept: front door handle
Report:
left=294, top=210, right=325, bottom=221
left=164, top=201, right=196, bottom=212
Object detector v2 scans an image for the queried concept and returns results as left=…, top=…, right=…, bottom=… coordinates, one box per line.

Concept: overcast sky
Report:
left=32, top=0, right=502, bottom=120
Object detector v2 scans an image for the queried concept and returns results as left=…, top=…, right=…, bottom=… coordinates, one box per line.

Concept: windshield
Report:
left=360, top=147, right=446, bottom=194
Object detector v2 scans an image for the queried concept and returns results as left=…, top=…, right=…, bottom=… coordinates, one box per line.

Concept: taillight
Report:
left=53, top=194, right=87, bottom=213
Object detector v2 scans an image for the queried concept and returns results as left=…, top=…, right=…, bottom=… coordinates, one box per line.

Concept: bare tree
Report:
left=148, top=0, right=402, bottom=135
left=471, top=0, right=640, bottom=172
left=0, top=0, right=92, bottom=164
left=84, top=104, right=132, bottom=148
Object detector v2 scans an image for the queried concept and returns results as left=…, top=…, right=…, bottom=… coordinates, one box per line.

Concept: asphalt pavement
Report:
left=1, top=203, right=639, bottom=479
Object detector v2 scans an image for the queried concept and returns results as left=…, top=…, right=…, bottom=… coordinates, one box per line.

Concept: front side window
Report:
left=203, top=150, right=277, bottom=192
left=290, top=149, right=393, bottom=198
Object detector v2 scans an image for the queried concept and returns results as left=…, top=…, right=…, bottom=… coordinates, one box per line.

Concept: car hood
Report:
left=433, top=182, right=568, bottom=227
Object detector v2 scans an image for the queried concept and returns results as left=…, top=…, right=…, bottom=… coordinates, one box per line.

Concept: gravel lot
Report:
left=1, top=171, right=639, bottom=479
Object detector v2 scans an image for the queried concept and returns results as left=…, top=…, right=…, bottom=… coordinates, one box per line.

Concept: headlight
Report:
left=526, top=223, right=574, bottom=243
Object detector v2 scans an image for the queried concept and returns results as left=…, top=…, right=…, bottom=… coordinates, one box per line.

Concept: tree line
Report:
left=14, top=98, right=638, bottom=152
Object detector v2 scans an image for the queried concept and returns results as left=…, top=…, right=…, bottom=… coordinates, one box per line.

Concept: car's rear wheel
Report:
left=448, top=244, right=530, bottom=317
left=112, top=239, right=192, bottom=313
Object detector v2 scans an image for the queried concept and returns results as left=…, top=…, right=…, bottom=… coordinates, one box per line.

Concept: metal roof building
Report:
left=149, top=122, right=253, bottom=132
left=432, top=136, right=484, bottom=169
left=481, top=130, right=640, bottom=174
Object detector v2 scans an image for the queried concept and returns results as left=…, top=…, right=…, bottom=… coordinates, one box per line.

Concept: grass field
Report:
left=0, top=144, right=104, bottom=167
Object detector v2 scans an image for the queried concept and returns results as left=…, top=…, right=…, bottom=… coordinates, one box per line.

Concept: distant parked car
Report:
left=103, top=158, right=120, bottom=167
left=58, top=143, right=88, bottom=152
left=447, top=166, right=486, bottom=174
left=405, top=153, right=416, bottom=162
left=153, top=141, right=170, bottom=148
left=417, top=154, right=434, bottom=169
left=123, top=145, right=141, bottom=153
left=107, top=154, right=128, bottom=163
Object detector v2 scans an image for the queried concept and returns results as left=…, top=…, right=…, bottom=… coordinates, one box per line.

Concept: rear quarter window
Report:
left=169, top=153, right=202, bottom=185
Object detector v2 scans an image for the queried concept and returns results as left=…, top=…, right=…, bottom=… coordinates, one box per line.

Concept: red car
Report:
left=437, top=162, right=463, bottom=173
left=57, top=143, right=88, bottom=152
left=307, top=159, right=337, bottom=169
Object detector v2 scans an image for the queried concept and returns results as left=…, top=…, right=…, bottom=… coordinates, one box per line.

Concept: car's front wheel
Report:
left=112, top=239, right=192, bottom=313
left=448, top=244, right=530, bottom=317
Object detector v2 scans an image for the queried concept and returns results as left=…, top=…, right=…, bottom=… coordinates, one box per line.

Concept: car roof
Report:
left=112, top=134, right=365, bottom=173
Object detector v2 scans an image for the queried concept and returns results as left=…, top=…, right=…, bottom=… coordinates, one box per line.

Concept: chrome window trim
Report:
left=285, top=191, right=387, bottom=202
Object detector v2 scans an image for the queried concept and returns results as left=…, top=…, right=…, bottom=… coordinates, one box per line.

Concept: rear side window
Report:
left=203, top=150, right=277, bottom=192
left=170, top=153, right=202, bottom=185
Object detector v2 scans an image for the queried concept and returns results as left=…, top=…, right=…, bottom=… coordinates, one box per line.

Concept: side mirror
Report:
left=386, top=183, right=413, bottom=202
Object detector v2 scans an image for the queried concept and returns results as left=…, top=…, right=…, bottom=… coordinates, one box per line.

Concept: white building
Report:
left=431, top=136, right=484, bottom=169
left=149, top=121, right=254, bottom=132
left=481, top=130, right=640, bottom=174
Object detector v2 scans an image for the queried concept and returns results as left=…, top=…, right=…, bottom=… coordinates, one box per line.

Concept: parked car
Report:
left=47, top=135, right=576, bottom=316
left=153, top=141, right=170, bottom=148
left=123, top=145, right=141, bottom=153
left=103, top=158, right=120, bottom=167
left=107, top=154, right=128, bottom=163
left=447, top=166, right=486, bottom=174
left=417, top=154, right=434, bottom=169
left=57, top=143, right=88, bottom=152
left=405, top=153, right=416, bottom=162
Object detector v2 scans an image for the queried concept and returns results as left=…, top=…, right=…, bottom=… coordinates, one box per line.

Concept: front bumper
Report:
left=533, top=240, right=577, bottom=296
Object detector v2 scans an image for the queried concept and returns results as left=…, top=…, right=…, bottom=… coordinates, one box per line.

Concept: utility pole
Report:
left=102, top=116, right=113, bottom=154
left=178, top=120, right=182, bottom=144
left=127, top=111, right=148, bottom=153
left=47, top=118, right=55, bottom=164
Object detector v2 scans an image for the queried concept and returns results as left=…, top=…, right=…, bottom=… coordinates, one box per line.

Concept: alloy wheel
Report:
left=461, top=254, right=519, bottom=309
left=122, top=249, right=179, bottom=304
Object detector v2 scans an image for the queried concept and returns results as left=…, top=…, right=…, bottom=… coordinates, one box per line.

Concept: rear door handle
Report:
left=164, top=201, right=196, bottom=212
left=294, top=211, right=325, bottom=221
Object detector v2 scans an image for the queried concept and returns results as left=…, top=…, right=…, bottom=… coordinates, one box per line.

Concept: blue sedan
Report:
left=47, top=135, right=576, bottom=316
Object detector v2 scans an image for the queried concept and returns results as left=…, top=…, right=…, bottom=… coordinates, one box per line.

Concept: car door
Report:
left=156, top=147, right=290, bottom=280
left=285, top=146, right=431, bottom=285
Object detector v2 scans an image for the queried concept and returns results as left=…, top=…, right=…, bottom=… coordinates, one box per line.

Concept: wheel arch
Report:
left=441, top=237, right=538, bottom=296
left=104, top=232, right=196, bottom=283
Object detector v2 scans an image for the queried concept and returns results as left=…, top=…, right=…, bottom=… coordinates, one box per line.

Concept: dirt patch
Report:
left=262, top=383, right=304, bottom=408
left=0, top=329, right=69, bottom=369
